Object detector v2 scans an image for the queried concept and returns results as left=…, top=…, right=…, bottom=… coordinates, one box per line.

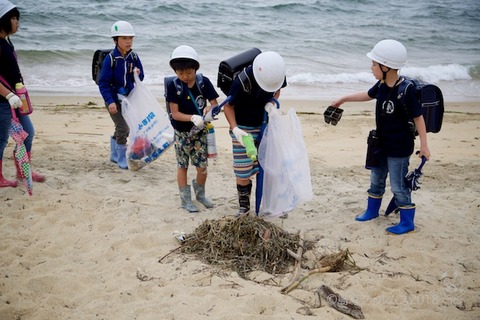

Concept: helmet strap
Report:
left=380, top=65, right=391, bottom=83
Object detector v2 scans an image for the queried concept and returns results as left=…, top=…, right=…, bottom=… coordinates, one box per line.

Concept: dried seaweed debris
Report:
left=180, top=215, right=314, bottom=278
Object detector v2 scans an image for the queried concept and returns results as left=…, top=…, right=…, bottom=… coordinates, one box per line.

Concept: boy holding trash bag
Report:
left=98, top=20, right=144, bottom=169
left=165, top=45, right=219, bottom=213
left=222, top=51, right=287, bottom=216
left=331, top=39, right=430, bottom=234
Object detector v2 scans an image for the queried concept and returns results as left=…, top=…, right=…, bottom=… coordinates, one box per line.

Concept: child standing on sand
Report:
left=98, top=20, right=144, bottom=170
left=331, top=39, right=430, bottom=235
left=165, top=45, right=219, bottom=213
left=0, top=0, right=45, bottom=188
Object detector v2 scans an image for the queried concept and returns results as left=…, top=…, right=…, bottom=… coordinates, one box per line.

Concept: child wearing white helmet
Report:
left=331, top=39, right=431, bottom=235
left=0, top=0, right=46, bottom=188
left=98, top=20, right=144, bottom=169
left=222, top=51, right=287, bottom=216
left=165, top=45, right=219, bottom=213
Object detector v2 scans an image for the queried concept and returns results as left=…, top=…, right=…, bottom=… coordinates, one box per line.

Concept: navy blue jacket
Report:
left=98, top=47, right=144, bottom=106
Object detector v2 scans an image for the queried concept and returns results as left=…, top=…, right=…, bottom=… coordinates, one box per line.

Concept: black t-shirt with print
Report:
left=166, top=75, right=218, bottom=132
left=368, top=80, right=421, bottom=157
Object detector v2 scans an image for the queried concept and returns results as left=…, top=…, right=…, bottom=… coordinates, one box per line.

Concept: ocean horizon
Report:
left=8, top=0, right=480, bottom=102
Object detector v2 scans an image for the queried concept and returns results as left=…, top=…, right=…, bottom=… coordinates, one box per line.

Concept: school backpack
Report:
left=217, top=47, right=262, bottom=95
left=398, top=76, right=444, bottom=134
left=91, top=49, right=138, bottom=85
left=163, top=73, right=205, bottom=125
left=92, top=49, right=113, bottom=85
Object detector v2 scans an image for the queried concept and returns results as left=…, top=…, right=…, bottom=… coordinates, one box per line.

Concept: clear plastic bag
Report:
left=258, top=108, right=313, bottom=216
left=122, top=73, right=174, bottom=171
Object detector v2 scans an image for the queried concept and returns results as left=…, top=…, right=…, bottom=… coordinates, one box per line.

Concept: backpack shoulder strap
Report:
left=172, top=77, right=184, bottom=96
left=397, top=76, right=414, bottom=109
left=195, top=73, right=204, bottom=92
left=238, top=68, right=252, bottom=93
left=163, top=76, right=183, bottom=119
left=109, top=51, right=116, bottom=69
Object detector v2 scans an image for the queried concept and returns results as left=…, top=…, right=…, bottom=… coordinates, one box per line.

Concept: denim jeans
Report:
left=0, top=102, right=35, bottom=160
left=368, top=155, right=412, bottom=206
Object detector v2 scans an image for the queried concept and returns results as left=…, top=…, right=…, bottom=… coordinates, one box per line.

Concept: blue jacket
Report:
left=98, top=47, right=144, bottom=106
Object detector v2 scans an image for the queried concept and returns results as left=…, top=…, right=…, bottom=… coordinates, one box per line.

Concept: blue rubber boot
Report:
left=355, top=195, right=381, bottom=221
left=116, top=144, right=128, bottom=169
left=384, top=196, right=399, bottom=216
left=386, top=206, right=415, bottom=234
left=110, top=137, right=118, bottom=163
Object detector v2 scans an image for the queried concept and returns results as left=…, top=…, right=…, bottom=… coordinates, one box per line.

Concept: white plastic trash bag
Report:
left=258, top=108, right=313, bottom=216
left=122, top=73, right=174, bottom=171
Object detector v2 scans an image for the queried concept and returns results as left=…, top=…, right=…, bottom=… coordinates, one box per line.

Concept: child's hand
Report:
left=191, top=115, right=205, bottom=128
left=108, top=102, right=118, bottom=114
left=418, top=148, right=430, bottom=161
left=203, top=107, right=217, bottom=122
left=331, top=100, right=342, bottom=108
left=6, top=92, right=21, bottom=109
left=133, top=67, right=140, bottom=75
left=232, top=127, right=248, bottom=147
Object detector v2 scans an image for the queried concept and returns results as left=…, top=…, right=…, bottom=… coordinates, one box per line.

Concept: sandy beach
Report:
left=0, top=94, right=479, bottom=320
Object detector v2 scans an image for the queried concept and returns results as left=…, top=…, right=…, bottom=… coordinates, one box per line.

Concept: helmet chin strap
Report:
left=381, top=65, right=391, bottom=83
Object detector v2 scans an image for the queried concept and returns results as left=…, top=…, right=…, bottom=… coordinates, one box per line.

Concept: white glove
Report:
left=203, top=108, right=217, bottom=122
left=264, top=101, right=276, bottom=114
left=191, top=115, right=204, bottom=128
left=6, top=92, right=22, bottom=109
left=232, top=126, right=248, bottom=147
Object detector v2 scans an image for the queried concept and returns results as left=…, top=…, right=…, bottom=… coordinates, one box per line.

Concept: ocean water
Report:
left=8, top=0, right=480, bottom=102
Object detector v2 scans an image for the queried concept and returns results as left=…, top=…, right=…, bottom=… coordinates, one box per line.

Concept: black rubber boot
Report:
left=236, top=182, right=252, bottom=216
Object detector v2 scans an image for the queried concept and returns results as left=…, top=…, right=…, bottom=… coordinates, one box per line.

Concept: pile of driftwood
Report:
left=179, top=215, right=313, bottom=278
left=175, top=215, right=364, bottom=319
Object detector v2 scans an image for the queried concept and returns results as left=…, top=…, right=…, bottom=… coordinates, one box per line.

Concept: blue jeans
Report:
left=0, top=102, right=35, bottom=160
left=368, top=156, right=412, bottom=206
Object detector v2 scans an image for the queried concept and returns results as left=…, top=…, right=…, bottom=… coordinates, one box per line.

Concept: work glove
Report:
left=6, top=92, right=22, bottom=109
left=264, top=101, right=278, bottom=115
left=203, top=107, right=218, bottom=122
left=191, top=115, right=205, bottom=128
left=232, top=126, right=248, bottom=147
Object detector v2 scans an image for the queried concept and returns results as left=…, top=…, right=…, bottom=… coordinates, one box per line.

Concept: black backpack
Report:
left=92, top=49, right=113, bottom=85
left=398, top=76, right=444, bottom=134
left=92, top=49, right=138, bottom=85
left=217, top=47, right=261, bottom=95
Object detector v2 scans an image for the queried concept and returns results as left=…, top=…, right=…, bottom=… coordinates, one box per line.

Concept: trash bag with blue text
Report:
left=122, top=73, right=174, bottom=171
left=258, top=108, right=313, bottom=216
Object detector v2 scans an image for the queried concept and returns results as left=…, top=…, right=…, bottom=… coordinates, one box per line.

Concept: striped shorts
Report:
left=230, top=125, right=261, bottom=179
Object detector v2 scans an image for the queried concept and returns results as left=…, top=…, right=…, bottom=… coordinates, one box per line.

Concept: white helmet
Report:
left=0, top=0, right=15, bottom=20
left=110, top=21, right=135, bottom=37
left=366, top=39, right=407, bottom=70
left=169, top=45, right=200, bottom=70
left=252, top=51, right=286, bottom=92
